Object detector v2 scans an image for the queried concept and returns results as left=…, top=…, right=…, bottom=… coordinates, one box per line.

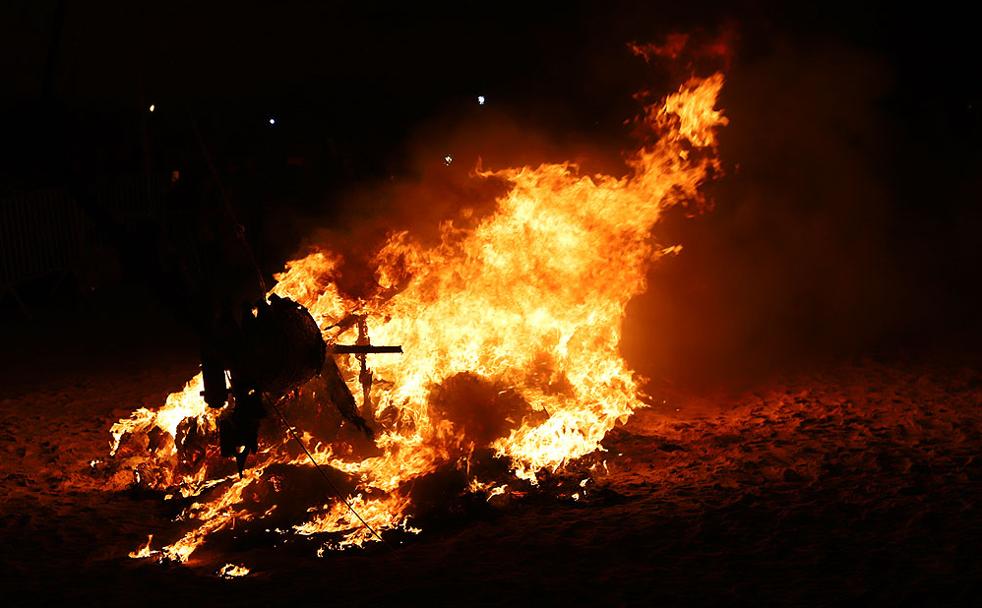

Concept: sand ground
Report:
left=2, top=314, right=980, bottom=606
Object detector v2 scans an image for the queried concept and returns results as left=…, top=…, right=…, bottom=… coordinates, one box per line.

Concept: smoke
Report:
left=622, top=38, right=898, bottom=390
left=279, top=26, right=964, bottom=395
left=294, top=108, right=628, bottom=300
left=428, top=373, right=539, bottom=448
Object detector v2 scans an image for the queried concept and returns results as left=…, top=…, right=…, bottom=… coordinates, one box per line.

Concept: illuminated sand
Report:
left=3, top=354, right=981, bottom=604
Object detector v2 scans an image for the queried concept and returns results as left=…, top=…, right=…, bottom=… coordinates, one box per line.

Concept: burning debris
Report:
left=128, top=535, right=159, bottom=559
left=209, top=294, right=328, bottom=472
left=217, top=563, right=250, bottom=578
left=109, top=68, right=729, bottom=563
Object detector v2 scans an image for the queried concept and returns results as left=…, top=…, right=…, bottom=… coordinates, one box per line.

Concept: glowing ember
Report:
left=217, top=563, right=250, bottom=578
left=128, top=534, right=159, bottom=559
left=486, top=485, right=508, bottom=501
left=108, top=70, right=728, bottom=562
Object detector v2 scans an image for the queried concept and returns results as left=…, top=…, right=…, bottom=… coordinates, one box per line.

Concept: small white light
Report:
left=477, top=95, right=485, bottom=105
left=268, top=117, right=276, bottom=125
left=148, top=104, right=155, bottom=113
left=443, top=154, right=453, bottom=166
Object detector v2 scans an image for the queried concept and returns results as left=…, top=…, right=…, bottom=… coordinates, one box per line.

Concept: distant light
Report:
left=443, top=154, right=453, bottom=166
left=148, top=104, right=155, bottom=113
left=268, top=117, right=276, bottom=125
left=477, top=95, right=485, bottom=105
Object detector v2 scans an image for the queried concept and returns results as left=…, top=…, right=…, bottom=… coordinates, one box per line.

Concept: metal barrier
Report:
left=0, top=174, right=167, bottom=314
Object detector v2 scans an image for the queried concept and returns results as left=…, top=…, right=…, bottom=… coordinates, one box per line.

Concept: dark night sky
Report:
left=1, top=0, right=979, bottom=383
left=3, top=1, right=979, bottom=183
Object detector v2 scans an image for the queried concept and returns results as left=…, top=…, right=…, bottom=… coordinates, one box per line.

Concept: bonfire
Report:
left=109, top=64, right=728, bottom=563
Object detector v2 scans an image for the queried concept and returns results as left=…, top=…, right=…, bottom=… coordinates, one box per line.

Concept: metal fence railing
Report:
left=0, top=174, right=168, bottom=311
left=0, top=187, right=85, bottom=289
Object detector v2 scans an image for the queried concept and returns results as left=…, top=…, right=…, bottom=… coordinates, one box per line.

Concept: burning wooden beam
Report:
left=328, top=345, right=403, bottom=354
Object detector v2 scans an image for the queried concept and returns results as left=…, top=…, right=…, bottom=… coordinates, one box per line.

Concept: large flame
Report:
left=109, top=72, right=727, bottom=562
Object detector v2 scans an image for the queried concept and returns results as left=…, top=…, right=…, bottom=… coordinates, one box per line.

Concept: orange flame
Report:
left=109, top=72, right=728, bottom=561
left=217, top=563, right=250, bottom=578
left=128, top=534, right=158, bottom=559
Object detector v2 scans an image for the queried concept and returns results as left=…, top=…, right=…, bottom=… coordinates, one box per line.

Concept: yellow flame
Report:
left=128, top=534, right=158, bottom=559
left=110, top=375, right=214, bottom=457
left=112, top=73, right=727, bottom=561
left=217, top=563, right=250, bottom=578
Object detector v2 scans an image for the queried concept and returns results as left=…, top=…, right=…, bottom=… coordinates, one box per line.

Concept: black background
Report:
left=1, top=0, right=979, bottom=388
